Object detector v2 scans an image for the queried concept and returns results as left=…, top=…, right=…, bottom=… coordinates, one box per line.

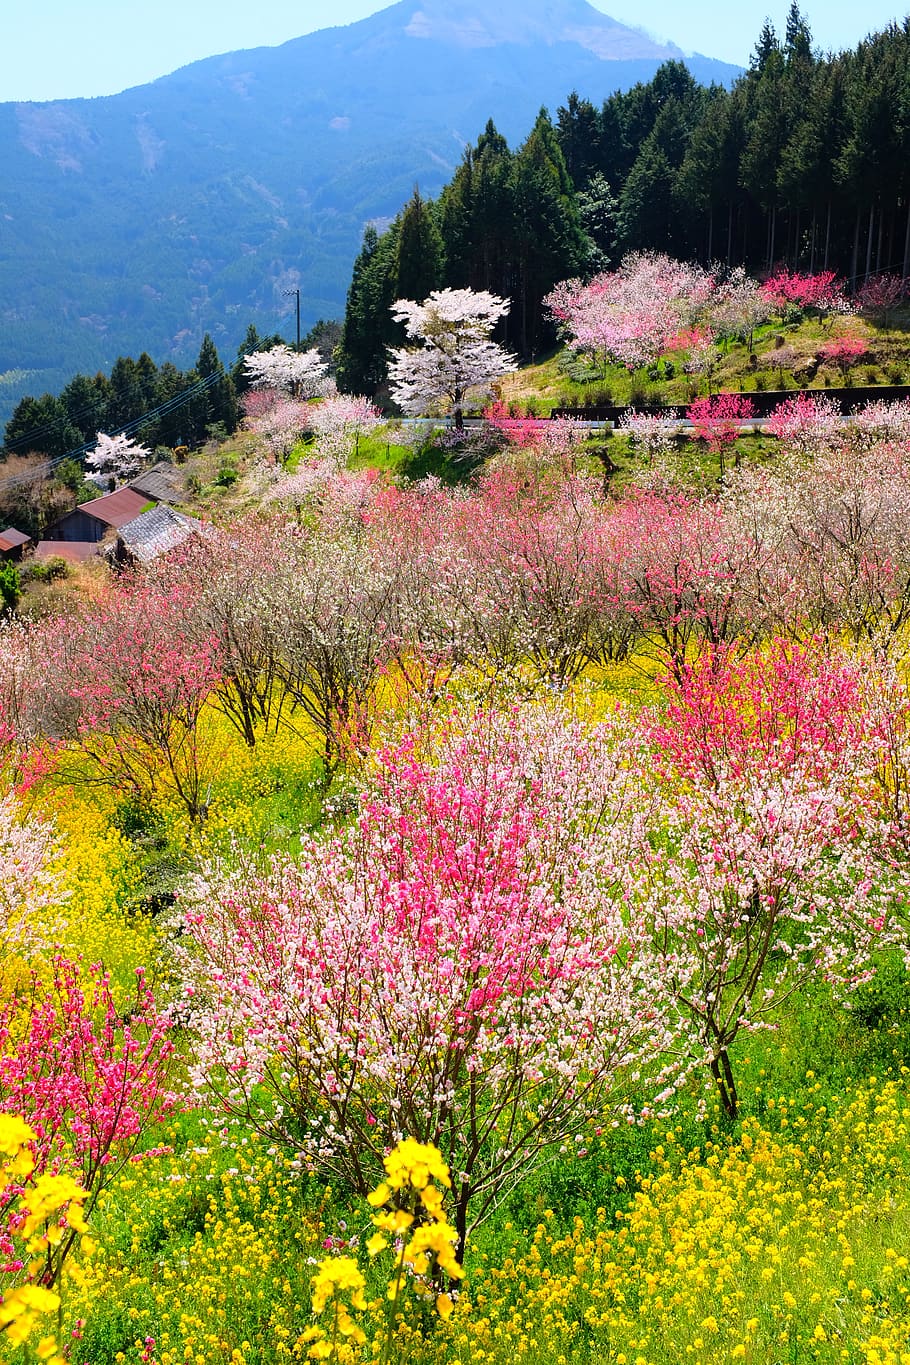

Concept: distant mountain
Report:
left=0, top=0, right=740, bottom=427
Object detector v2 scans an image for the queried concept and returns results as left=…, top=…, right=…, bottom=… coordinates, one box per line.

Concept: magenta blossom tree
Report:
left=818, top=336, right=868, bottom=378
left=0, top=957, right=174, bottom=1281
left=856, top=273, right=906, bottom=327
left=687, top=394, right=756, bottom=476
left=640, top=642, right=896, bottom=1116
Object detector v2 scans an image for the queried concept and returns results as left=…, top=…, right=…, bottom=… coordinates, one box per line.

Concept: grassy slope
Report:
left=498, top=309, right=910, bottom=413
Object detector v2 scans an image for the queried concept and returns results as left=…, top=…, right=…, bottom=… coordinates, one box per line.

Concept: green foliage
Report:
left=4, top=338, right=240, bottom=462
left=0, top=561, right=22, bottom=613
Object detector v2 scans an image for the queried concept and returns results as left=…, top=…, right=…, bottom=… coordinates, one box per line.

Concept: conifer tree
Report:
left=395, top=189, right=445, bottom=303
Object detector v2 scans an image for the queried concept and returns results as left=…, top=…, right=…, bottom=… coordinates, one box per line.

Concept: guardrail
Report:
left=551, top=384, right=910, bottom=424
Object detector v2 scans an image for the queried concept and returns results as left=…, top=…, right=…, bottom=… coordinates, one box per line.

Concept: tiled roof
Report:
left=116, top=506, right=202, bottom=563
left=129, top=462, right=185, bottom=504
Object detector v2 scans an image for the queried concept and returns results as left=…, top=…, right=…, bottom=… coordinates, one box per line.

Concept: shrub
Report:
left=0, top=562, right=21, bottom=614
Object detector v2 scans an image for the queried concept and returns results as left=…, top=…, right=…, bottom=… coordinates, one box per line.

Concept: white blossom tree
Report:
left=242, top=345, right=331, bottom=398
left=310, top=394, right=383, bottom=460
left=86, top=432, right=151, bottom=484
left=388, top=288, right=516, bottom=429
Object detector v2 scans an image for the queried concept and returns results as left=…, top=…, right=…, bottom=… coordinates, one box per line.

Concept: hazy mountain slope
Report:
left=0, top=0, right=739, bottom=427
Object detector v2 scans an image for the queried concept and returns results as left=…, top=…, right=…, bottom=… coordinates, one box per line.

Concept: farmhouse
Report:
left=44, top=487, right=152, bottom=544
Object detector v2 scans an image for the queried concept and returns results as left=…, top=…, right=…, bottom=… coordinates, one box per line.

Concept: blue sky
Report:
left=2, top=0, right=907, bottom=102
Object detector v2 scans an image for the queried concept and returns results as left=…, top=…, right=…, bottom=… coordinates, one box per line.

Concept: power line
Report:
left=0, top=370, right=224, bottom=494
left=1, top=332, right=264, bottom=459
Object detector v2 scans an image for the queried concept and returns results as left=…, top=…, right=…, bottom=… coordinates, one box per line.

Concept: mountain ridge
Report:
left=0, top=0, right=740, bottom=428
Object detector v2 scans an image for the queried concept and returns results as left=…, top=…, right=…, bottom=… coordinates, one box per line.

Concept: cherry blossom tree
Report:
left=242, top=345, right=331, bottom=398
left=85, top=432, right=151, bottom=484
left=181, top=705, right=669, bottom=1253
left=310, top=394, right=383, bottom=460
left=388, top=288, right=516, bottom=430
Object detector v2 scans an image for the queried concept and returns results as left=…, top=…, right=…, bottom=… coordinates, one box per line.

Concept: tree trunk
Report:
left=809, top=209, right=817, bottom=273
left=824, top=201, right=832, bottom=271
left=903, top=196, right=910, bottom=280
left=793, top=207, right=801, bottom=268
left=710, top=1049, right=738, bottom=1119
left=707, top=206, right=714, bottom=262
left=851, top=206, right=862, bottom=286
left=875, top=203, right=884, bottom=273
left=727, top=202, right=734, bottom=266
left=455, top=1184, right=470, bottom=1262
left=865, top=201, right=875, bottom=283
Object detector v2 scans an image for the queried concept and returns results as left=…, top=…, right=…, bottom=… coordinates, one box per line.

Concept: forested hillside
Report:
left=339, top=7, right=910, bottom=389
left=0, top=0, right=738, bottom=429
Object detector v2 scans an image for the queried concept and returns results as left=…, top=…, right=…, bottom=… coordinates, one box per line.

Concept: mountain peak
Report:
left=398, top=0, right=681, bottom=60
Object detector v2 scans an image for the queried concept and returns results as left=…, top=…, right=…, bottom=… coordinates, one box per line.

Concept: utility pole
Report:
left=284, top=288, right=301, bottom=349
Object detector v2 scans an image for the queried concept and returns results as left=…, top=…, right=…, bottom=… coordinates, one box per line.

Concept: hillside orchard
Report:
left=4, top=273, right=910, bottom=1365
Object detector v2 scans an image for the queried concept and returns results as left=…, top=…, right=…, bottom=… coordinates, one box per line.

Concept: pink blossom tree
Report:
left=847, top=399, right=910, bottom=449
left=0, top=795, right=64, bottom=958
left=857, top=273, right=907, bottom=327
left=707, top=265, right=770, bottom=351
left=609, top=490, right=770, bottom=674
left=241, top=391, right=314, bottom=465
left=679, top=326, right=720, bottom=393
left=269, top=523, right=405, bottom=776
left=388, top=288, right=516, bottom=430
left=546, top=254, right=714, bottom=375
left=181, top=705, right=669, bottom=1253
left=310, top=394, right=383, bottom=461
left=34, top=580, right=223, bottom=823
left=765, top=392, right=842, bottom=457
